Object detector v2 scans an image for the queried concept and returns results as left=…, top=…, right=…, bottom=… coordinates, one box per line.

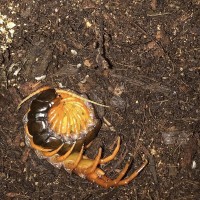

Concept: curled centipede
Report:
left=18, top=86, right=148, bottom=188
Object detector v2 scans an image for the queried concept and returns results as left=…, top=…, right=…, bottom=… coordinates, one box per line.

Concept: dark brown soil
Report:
left=0, top=1, right=200, bottom=200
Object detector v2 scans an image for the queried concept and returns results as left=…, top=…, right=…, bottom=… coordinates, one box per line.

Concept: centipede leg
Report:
left=105, top=161, right=130, bottom=187
left=55, top=143, right=76, bottom=162
left=100, top=137, right=120, bottom=164
left=29, top=137, right=52, bottom=152
left=85, top=141, right=93, bottom=149
left=86, top=148, right=102, bottom=174
left=42, top=144, right=64, bottom=157
left=88, top=161, right=130, bottom=188
left=70, top=145, right=84, bottom=171
left=117, top=159, right=148, bottom=186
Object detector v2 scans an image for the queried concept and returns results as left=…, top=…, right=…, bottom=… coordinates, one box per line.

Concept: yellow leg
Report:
left=88, top=161, right=130, bottom=188
left=55, top=143, right=76, bottom=162
left=105, top=161, right=130, bottom=187
left=85, top=141, right=93, bottom=149
left=86, top=148, right=102, bottom=174
left=89, top=159, right=148, bottom=188
left=100, top=137, right=120, bottom=164
left=42, top=144, right=64, bottom=157
left=30, top=137, right=52, bottom=152
left=70, top=145, right=84, bottom=171
left=118, top=159, right=148, bottom=186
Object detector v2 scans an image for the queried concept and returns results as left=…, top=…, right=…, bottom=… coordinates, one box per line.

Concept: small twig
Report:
left=94, top=10, right=110, bottom=69
left=103, top=117, right=116, bottom=132
left=111, top=74, right=171, bottom=94
left=21, top=147, right=31, bottom=163
left=132, top=22, right=175, bottom=71
left=141, top=146, right=158, bottom=185
left=147, top=12, right=171, bottom=17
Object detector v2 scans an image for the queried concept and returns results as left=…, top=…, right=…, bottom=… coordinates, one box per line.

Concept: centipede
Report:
left=18, top=86, right=148, bottom=188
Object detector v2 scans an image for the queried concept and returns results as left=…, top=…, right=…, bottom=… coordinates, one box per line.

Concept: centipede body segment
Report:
left=19, top=86, right=148, bottom=188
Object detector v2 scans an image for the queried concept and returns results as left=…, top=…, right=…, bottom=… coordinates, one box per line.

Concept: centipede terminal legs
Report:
left=118, top=159, right=148, bottom=186
left=89, top=159, right=148, bottom=188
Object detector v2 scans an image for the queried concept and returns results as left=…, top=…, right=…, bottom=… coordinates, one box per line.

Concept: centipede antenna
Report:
left=56, top=89, right=109, bottom=108
left=17, top=86, right=51, bottom=110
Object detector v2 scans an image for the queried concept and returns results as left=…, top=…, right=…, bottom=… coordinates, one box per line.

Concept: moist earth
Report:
left=0, top=1, right=200, bottom=200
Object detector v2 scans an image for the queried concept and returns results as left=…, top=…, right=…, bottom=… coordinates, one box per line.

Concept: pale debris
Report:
left=0, top=12, right=16, bottom=52
left=191, top=160, right=197, bottom=169
left=35, top=75, right=47, bottom=81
